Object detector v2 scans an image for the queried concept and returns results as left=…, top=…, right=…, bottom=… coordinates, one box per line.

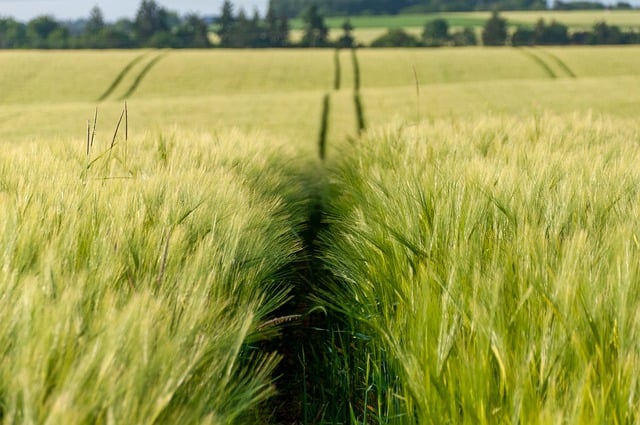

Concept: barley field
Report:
left=289, top=10, right=640, bottom=31
left=1, top=45, right=640, bottom=424
left=318, top=115, right=640, bottom=423
left=288, top=10, right=640, bottom=44
left=0, top=126, right=317, bottom=424
left=1, top=46, right=639, bottom=142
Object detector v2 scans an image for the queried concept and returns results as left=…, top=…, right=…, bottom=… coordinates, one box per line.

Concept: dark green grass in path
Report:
left=97, top=52, right=150, bottom=102
left=351, top=48, right=367, bottom=134
left=351, top=48, right=361, bottom=92
left=517, top=47, right=557, bottom=79
left=354, top=92, right=367, bottom=134
left=537, top=48, right=577, bottom=78
left=318, top=93, right=331, bottom=161
left=334, top=49, right=341, bottom=91
left=119, top=51, right=169, bottom=100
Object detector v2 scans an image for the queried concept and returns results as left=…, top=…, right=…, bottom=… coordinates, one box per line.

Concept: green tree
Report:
left=336, top=18, right=355, bottom=48
left=422, top=18, right=449, bottom=46
left=0, top=18, right=27, bottom=48
left=234, top=8, right=256, bottom=47
left=511, top=26, right=535, bottom=47
left=249, top=8, right=266, bottom=47
left=113, top=18, right=135, bottom=35
left=534, top=19, right=569, bottom=44
left=27, top=15, right=61, bottom=48
left=174, top=14, right=212, bottom=48
left=277, top=12, right=290, bottom=46
left=271, top=0, right=548, bottom=17
left=301, top=4, right=329, bottom=47
left=217, top=0, right=236, bottom=47
left=85, top=6, right=105, bottom=35
left=265, top=0, right=289, bottom=47
left=370, top=29, right=421, bottom=47
left=134, top=0, right=170, bottom=45
left=593, top=21, right=626, bottom=44
left=482, top=10, right=507, bottom=46
left=511, top=26, right=535, bottom=45
left=96, top=27, right=136, bottom=48
left=82, top=6, right=107, bottom=48
left=47, top=26, right=70, bottom=48
left=451, top=26, right=477, bottom=46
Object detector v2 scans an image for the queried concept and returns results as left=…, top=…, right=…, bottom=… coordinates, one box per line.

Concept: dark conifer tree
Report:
left=301, top=4, right=329, bottom=47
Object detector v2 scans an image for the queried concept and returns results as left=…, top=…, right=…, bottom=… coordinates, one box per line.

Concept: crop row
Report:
left=0, top=125, right=312, bottom=424
left=3, top=110, right=640, bottom=423
left=315, top=114, right=640, bottom=423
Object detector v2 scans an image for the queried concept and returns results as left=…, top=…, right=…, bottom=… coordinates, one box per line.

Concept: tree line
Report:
left=371, top=11, right=640, bottom=47
left=1, top=0, right=638, bottom=50
left=0, top=1, right=211, bottom=49
left=271, top=0, right=635, bottom=17
left=0, top=0, right=337, bottom=49
left=0, top=0, right=350, bottom=50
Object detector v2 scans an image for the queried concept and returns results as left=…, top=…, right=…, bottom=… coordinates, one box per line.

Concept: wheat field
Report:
left=1, top=45, right=640, bottom=423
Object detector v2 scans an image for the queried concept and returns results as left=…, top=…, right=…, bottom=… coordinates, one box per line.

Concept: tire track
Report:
left=351, top=48, right=366, bottom=134
left=333, top=49, right=341, bottom=91
left=97, top=52, right=150, bottom=102
left=119, top=51, right=169, bottom=100
left=537, top=49, right=577, bottom=78
left=517, top=47, right=557, bottom=79
left=318, top=93, right=330, bottom=160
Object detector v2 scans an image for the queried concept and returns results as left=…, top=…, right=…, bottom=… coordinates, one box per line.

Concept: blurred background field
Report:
left=1, top=46, right=639, bottom=145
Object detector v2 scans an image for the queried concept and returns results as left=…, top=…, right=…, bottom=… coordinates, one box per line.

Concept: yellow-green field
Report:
left=288, top=10, right=640, bottom=44
left=1, top=46, right=639, bottom=144
left=2, top=46, right=640, bottom=424
left=292, top=10, right=640, bottom=30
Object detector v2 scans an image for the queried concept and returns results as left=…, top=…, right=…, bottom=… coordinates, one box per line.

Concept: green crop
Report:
left=318, top=114, right=640, bottom=423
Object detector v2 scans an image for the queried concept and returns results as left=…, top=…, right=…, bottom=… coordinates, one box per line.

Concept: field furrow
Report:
left=119, top=51, right=169, bottom=100
left=518, top=47, right=558, bottom=79
left=537, top=48, right=578, bottom=78
left=97, top=51, right=151, bottom=101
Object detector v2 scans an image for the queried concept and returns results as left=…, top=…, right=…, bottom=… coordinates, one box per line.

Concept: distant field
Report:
left=289, top=10, right=640, bottom=44
left=0, top=50, right=143, bottom=104
left=291, top=10, right=640, bottom=30
left=1, top=46, right=639, bottom=144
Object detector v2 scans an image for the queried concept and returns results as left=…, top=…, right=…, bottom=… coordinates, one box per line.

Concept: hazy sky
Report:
left=0, top=0, right=637, bottom=22
left=0, top=0, right=268, bottom=21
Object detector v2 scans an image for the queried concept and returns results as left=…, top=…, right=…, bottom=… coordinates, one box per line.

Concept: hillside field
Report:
left=290, top=10, right=640, bottom=30
left=287, top=10, right=640, bottom=44
left=1, top=46, right=639, bottom=143
left=1, top=45, right=640, bottom=424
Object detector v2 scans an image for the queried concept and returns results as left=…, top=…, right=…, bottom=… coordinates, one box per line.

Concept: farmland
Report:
left=287, top=10, right=640, bottom=44
left=1, top=44, right=640, bottom=424
left=1, top=46, right=640, bottom=142
left=290, top=9, right=640, bottom=30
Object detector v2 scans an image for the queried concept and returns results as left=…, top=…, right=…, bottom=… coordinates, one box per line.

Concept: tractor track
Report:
left=537, top=48, right=577, bottom=78
left=518, top=47, right=557, bottom=79
left=119, top=51, right=169, bottom=100
left=97, top=52, right=150, bottom=102
left=96, top=50, right=168, bottom=102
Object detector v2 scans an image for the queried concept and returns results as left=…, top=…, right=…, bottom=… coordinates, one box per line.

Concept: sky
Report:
left=0, top=0, right=638, bottom=22
left=0, top=0, right=268, bottom=22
